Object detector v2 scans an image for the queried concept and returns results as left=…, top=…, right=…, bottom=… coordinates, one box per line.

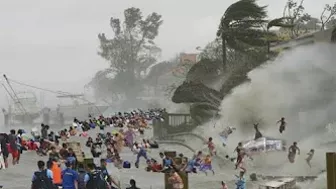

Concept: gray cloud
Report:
left=0, top=0, right=333, bottom=107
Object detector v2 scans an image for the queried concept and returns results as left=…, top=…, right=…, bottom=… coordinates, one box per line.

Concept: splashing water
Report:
left=187, top=44, right=336, bottom=188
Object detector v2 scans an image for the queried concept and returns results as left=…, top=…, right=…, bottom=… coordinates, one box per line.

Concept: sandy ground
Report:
left=0, top=125, right=327, bottom=189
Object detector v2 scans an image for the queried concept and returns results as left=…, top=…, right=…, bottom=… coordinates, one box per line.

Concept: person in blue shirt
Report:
left=31, top=160, right=53, bottom=189
left=235, top=171, right=246, bottom=189
left=62, top=161, right=78, bottom=189
left=185, top=159, right=197, bottom=173
left=135, top=145, right=149, bottom=168
left=162, top=156, right=173, bottom=169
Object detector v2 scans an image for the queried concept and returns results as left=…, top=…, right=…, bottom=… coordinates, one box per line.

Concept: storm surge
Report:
left=219, top=43, right=336, bottom=140
left=187, top=43, right=336, bottom=188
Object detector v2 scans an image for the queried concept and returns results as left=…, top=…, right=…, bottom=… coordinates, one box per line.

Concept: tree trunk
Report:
left=331, top=27, right=336, bottom=42
left=221, top=35, right=227, bottom=71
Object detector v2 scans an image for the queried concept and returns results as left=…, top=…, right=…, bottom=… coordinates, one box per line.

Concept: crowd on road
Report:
left=0, top=108, right=228, bottom=189
left=0, top=109, right=166, bottom=189
left=1, top=108, right=303, bottom=189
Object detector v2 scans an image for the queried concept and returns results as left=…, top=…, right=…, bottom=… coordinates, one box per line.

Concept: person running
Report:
left=8, top=129, right=19, bottom=165
left=277, top=117, right=286, bottom=134
left=221, top=181, right=228, bottom=189
left=207, top=137, right=216, bottom=156
left=253, top=123, right=262, bottom=140
left=134, top=143, right=149, bottom=168
left=199, top=154, right=215, bottom=175
left=306, top=149, right=314, bottom=168
left=219, top=126, right=236, bottom=147
left=288, top=142, right=300, bottom=163
left=234, top=142, right=244, bottom=169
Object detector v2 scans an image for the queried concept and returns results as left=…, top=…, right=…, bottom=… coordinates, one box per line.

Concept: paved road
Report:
left=0, top=126, right=324, bottom=188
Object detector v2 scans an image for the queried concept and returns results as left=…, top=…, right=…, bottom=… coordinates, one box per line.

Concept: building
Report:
left=179, top=53, right=199, bottom=64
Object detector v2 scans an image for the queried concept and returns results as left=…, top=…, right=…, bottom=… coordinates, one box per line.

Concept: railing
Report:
left=153, top=113, right=195, bottom=139
left=167, top=113, right=192, bottom=126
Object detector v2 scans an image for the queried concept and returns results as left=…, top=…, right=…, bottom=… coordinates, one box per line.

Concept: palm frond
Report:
left=223, top=0, right=267, bottom=23
left=267, top=17, right=294, bottom=30
left=230, top=19, right=267, bottom=28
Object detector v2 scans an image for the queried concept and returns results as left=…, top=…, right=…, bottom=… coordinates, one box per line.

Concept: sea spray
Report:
left=218, top=43, right=336, bottom=142
left=182, top=44, right=336, bottom=186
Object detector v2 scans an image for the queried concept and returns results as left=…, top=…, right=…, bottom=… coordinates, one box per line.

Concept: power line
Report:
left=3, top=75, right=32, bottom=121
left=7, top=78, right=69, bottom=96
left=1, top=83, right=25, bottom=113
left=4, top=75, right=102, bottom=115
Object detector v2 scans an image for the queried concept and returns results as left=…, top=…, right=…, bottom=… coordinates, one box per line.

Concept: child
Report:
left=221, top=181, right=228, bottom=189
left=306, top=149, right=314, bottom=168
left=199, top=154, right=215, bottom=175
left=207, top=137, right=216, bottom=156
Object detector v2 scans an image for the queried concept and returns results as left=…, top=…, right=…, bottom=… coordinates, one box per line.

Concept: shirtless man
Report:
left=234, top=142, right=244, bottom=169
left=207, top=137, right=216, bottom=156
left=306, top=149, right=314, bottom=168
left=277, top=117, right=286, bottom=134
left=288, top=142, right=300, bottom=163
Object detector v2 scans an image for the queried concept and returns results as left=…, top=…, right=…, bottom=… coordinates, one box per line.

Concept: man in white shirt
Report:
left=219, top=126, right=236, bottom=147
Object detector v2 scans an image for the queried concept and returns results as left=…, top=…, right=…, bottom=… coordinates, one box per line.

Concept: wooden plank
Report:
left=326, top=152, right=336, bottom=189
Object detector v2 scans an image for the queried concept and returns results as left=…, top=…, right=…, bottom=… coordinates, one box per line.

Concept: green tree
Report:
left=88, top=69, right=126, bottom=102
left=96, top=7, right=163, bottom=99
left=282, top=0, right=312, bottom=37
left=198, top=39, right=222, bottom=62
left=326, top=17, right=336, bottom=29
left=217, top=0, right=268, bottom=70
left=320, top=3, right=336, bottom=30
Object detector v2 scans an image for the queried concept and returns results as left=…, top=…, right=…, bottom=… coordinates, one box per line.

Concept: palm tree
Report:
left=266, top=17, right=294, bottom=52
left=217, top=0, right=268, bottom=70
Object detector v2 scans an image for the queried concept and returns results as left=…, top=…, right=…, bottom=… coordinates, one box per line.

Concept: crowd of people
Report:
left=0, top=108, right=248, bottom=189
left=0, top=107, right=318, bottom=189
left=0, top=108, right=166, bottom=189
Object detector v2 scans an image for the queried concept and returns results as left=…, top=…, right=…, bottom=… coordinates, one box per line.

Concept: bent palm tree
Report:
left=266, top=17, right=294, bottom=52
left=217, top=0, right=268, bottom=70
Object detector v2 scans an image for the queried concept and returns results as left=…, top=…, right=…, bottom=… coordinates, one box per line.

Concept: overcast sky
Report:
left=0, top=0, right=334, bottom=106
